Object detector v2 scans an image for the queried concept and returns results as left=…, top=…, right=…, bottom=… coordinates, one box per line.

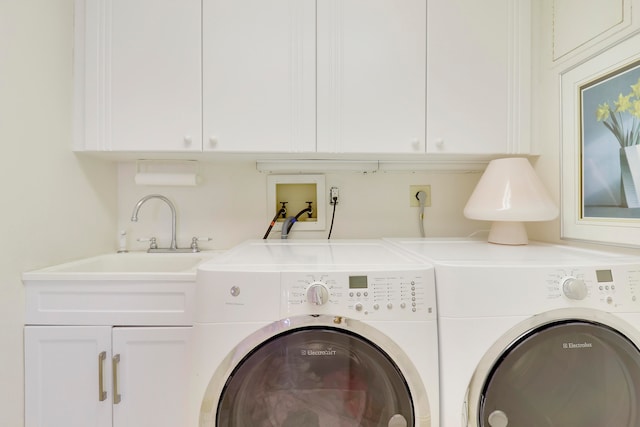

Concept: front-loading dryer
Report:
left=387, top=238, right=640, bottom=427
left=188, top=239, right=439, bottom=427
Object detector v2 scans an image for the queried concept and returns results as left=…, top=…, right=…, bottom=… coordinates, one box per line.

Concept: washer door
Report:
left=468, top=312, right=640, bottom=427
left=211, top=326, right=415, bottom=427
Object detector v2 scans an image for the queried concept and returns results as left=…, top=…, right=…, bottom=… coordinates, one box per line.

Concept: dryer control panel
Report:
left=281, top=270, right=436, bottom=321
left=544, top=264, right=640, bottom=311
left=436, top=261, right=640, bottom=317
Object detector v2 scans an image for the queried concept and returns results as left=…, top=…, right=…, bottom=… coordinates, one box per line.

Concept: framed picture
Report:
left=561, top=33, right=640, bottom=247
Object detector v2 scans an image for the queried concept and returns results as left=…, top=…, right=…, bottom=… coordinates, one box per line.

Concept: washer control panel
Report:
left=281, top=270, right=435, bottom=320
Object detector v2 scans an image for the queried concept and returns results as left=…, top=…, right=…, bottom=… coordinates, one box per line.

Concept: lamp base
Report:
left=488, top=221, right=528, bottom=245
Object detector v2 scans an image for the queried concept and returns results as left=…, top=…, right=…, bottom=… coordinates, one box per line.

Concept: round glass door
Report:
left=215, top=326, right=414, bottom=427
left=479, top=320, right=640, bottom=426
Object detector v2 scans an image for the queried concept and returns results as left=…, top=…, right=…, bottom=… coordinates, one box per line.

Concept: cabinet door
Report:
left=316, top=0, right=426, bottom=154
left=426, top=0, right=531, bottom=154
left=111, top=327, right=192, bottom=427
left=203, top=0, right=316, bottom=153
left=24, top=326, right=112, bottom=427
left=79, top=0, right=201, bottom=151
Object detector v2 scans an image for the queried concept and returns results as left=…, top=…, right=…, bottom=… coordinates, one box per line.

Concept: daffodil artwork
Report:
left=581, top=61, right=640, bottom=212
left=595, top=76, right=640, bottom=147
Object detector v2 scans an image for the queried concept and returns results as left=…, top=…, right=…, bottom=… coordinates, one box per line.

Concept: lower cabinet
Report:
left=24, top=326, right=192, bottom=427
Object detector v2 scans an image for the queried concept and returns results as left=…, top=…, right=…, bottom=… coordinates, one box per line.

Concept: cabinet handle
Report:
left=98, top=351, right=107, bottom=402
left=112, top=354, right=122, bottom=404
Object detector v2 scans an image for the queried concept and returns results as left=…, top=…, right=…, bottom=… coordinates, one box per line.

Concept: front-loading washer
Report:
left=387, top=237, right=640, bottom=427
left=188, top=239, right=439, bottom=427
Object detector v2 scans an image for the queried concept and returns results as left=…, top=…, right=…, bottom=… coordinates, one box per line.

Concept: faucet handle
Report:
left=137, top=237, right=158, bottom=250
left=190, top=237, right=212, bottom=252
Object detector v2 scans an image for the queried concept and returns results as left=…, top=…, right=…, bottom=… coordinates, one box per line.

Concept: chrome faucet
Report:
left=131, top=194, right=178, bottom=251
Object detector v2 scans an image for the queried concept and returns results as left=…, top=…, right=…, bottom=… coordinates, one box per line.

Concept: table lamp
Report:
left=464, top=157, right=558, bottom=245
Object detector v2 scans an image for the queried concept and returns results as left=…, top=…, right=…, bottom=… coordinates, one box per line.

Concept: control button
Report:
left=612, top=285, right=616, bottom=290
left=412, top=308, right=417, bottom=312
left=400, top=302, right=406, bottom=309
left=411, top=281, right=415, bottom=285
left=562, top=277, right=588, bottom=300
left=373, top=304, right=380, bottom=310
left=230, top=286, right=240, bottom=297
left=364, top=292, right=368, bottom=297
left=412, top=297, right=416, bottom=301
left=349, top=292, right=354, bottom=297
left=356, top=292, right=361, bottom=297
left=355, top=303, right=363, bottom=312
left=307, top=282, right=330, bottom=306
left=607, top=296, right=613, bottom=305
left=412, top=292, right=415, bottom=296
left=387, top=303, right=393, bottom=310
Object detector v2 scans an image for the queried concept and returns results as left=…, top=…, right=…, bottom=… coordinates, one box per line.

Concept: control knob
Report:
left=562, top=276, right=588, bottom=300
left=307, top=282, right=330, bottom=306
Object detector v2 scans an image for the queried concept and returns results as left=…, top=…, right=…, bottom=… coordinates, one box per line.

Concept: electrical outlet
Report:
left=410, top=185, right=431, bottom=207
left=330, top=187, right=339, bottom=205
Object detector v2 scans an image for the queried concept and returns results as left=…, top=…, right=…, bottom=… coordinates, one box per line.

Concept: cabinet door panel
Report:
left=317, top=0, right=426, bottom=153
left=203, top=0, right=316, bottom=153
left=24, top=326, right=112, bottom=427
left=82, top=0, right=201, bottom=151
left=426, top=0, right=530, bottom=154
left=112, top=327, right=192, bottom=427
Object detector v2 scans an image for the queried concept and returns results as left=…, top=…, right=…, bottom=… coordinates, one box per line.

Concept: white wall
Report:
left=528, top=0, right=563, bottom=243
left=117, top=161, right=486, bottom=250
left=0, top=1, right=117, bottom=425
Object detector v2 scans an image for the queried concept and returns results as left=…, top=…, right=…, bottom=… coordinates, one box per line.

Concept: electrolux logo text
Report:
left=562, top=342, right=593, bottom=349
left=300, top=348, right=337, bottom=356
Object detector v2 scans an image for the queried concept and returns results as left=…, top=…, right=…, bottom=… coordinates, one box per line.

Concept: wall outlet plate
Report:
left=410, top=185, right=431, bottom=207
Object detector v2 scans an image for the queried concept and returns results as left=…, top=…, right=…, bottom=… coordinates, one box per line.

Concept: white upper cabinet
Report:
left=202, top=0, right=425, bottom=154
left=76, top=0, right=201, bottom=152
left=202, top=0, right=316, bottom=153
left=75, top=0, right=532, bottom=157
left=316, top=0, right=426, bottom=154
left=426, top=0, right=531, bottom=155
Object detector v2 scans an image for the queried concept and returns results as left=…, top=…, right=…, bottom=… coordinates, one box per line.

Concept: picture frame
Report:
left=561, top=33, right=640, bottom=247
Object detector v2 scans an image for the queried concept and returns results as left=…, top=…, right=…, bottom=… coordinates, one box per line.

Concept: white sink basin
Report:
left=22, top=251, right=225, bottom=325
left=22, top=251, right=223, bottom=280
left=50, top=252, right=205, bottom=273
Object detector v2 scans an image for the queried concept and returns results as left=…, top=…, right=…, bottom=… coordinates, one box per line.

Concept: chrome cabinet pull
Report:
left=112, top=354, right=122, bottom=404
left=98, top=351, right=107, bottom=402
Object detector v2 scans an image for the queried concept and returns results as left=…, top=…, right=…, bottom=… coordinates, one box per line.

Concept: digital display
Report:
left=596, top=269, right=613, bottom=283
left=349, top=275, right=368, bottom=289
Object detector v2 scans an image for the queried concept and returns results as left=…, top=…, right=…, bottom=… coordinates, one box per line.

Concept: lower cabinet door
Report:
left=111, top=327, right=192, bottom=427
left=25, top=326, right=192, bottom=427
left=24, top=326, right=113, bottom=427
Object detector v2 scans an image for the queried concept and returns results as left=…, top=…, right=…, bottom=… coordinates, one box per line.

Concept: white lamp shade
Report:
left=464, top=157, right=558, bottom=245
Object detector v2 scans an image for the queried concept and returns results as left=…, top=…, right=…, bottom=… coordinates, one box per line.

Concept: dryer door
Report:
left=209, top=326, right=415, bottom=427
left=471, top=318, right=640, bottom=427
